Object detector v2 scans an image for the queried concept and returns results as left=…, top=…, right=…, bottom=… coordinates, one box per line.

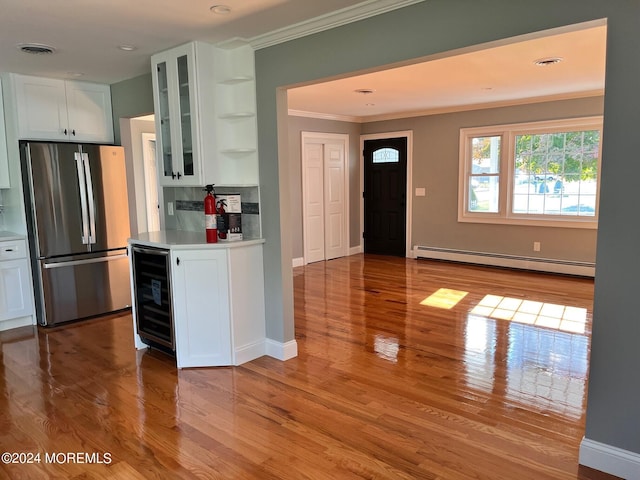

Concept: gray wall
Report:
left=362, top=96, right=603, bottom=262
left=288, top=115, right=361, bottom=259
left=289, top=96, right=603, bottom=263
left=110, top=73, right=154, bottom=145
left=256, top=0, right=639, bottom=460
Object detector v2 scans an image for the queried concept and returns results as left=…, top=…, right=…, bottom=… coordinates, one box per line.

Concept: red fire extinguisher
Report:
left=204, top=184, right=218, bottom=243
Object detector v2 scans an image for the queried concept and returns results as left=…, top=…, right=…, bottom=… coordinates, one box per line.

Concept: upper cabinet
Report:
left=151, top=41, right=259, bottom=187
left=0, top=78, right=10, bottom=188
left=10, top=74, right=114, bottom=143
left=152, top=42, right=209, bottom=187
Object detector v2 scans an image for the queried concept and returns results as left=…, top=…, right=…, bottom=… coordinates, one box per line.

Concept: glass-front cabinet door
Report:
left=151, top=44, right=201, bottom=186
left=176, top=55, right=194, bottom=178
left=156, top=61, right=174, bottom=181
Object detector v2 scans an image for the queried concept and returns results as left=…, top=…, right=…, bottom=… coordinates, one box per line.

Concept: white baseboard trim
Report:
left=234, top=340, right=266, bottom=366
left=579, top=437, right=640, bottom=480
left=292, top=257, right=305, bottom=268
left=265, top=338, right=298, bottom=361
left=0, top=315, right=36, bottom=332
left=413, top=246, right=595, bottom=277
left=349, top=246, right=362, bottom=256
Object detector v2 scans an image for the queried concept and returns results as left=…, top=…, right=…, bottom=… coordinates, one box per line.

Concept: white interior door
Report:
left=302, top=133, right=348, bottom=264
left=142, top=133, right=160, bottom=232
left=324, top=143, right=346, bottom=260
left=303, top=142, right=326, bottom=263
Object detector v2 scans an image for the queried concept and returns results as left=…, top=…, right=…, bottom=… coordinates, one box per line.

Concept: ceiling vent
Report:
left=17, top=43, right=57, bottom=55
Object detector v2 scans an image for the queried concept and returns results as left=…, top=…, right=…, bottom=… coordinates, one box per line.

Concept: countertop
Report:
left=128, top=231, right=265, bottom=250
left=0, top=231, right=26, bottom=242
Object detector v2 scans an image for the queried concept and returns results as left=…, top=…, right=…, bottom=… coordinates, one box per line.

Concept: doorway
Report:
left=301, top=132, right=349, bottom=264
left=141, top=133, right=160, bottom=232
left=362, top=133, right=412, bottom=257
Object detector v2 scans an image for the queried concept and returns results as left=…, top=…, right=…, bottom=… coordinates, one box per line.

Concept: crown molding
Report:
left=288, top=90, right=604, bottom=124
left=288, top=109, right=363, bottom=123
left=249, top=0, right=426, bottom=50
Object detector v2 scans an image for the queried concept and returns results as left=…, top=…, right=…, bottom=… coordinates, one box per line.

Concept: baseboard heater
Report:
left=413, top=246, right=595, bottom=277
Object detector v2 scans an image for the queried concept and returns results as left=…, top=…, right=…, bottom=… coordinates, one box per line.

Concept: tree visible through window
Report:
left=513, top=130, right=599, bottom=216
left=459, top=117, right=602, bottom=228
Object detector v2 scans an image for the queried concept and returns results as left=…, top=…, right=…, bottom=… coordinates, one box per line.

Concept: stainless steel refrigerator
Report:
left=21, top=141, right=132, bottom=326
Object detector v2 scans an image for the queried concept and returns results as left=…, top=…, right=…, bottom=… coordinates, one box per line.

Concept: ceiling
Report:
left=288, top=23, right=607, bottom=121
left=0, top=1, right=606, bottom=120
left=0, top=0, right=400, bottom=84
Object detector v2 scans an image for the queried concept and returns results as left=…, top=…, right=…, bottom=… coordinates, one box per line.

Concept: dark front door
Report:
left=363, top=137, right=407, bottom=256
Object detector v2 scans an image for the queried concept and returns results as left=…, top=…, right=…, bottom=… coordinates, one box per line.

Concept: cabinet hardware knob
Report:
left=177, top=257, right=180, bottom=266
left=177, top=172, right=182, bottom=179
left=172, top=171, right=177, bottom=179
left=72, top=129, right=76, bottom=136
left=64, top=129, right=68, bottom=135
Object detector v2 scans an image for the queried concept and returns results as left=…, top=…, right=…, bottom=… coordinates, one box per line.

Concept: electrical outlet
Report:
left=167, top=202, right=174, bottom=216
left=533, top=241, right=541, bottom=252
left=415, top=187, right=426, bottom=197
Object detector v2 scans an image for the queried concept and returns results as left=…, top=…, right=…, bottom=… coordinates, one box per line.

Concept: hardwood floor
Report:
left=0, top=254, right=620, bottom=479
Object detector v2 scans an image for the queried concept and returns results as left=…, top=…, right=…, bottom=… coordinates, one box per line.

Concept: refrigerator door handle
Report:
left=82, top=153, right=97, bottom=245
left=42, top=253, right=128, bottom=269
left=75, top=152, right=90, bottom=245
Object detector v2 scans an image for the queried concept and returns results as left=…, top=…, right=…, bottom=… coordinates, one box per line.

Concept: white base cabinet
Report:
left=0, top=237, right=34, bottom=324
left=172, top=248, right=232, bottom=367
left=129, top=233, right=266, bottom=368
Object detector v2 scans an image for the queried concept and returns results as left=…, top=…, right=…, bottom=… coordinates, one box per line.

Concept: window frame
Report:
left=458, top=116, right=603, bottom=229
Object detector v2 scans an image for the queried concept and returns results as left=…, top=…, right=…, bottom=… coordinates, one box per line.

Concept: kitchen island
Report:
left=128, top=231, right=266, bottom=368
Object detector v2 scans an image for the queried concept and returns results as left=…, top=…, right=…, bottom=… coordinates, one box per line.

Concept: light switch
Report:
left=415, top=187, right=426, bottom=197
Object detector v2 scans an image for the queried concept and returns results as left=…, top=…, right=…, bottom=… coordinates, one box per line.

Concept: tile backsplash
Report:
left=163, top=186, right=261, bottom=239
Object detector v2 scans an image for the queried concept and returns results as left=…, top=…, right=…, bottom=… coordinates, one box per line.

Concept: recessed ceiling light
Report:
left=67, top=72, right=85, bottom=77
left=534, top=57, right=563, bottom=66
left=366, top=103, right=376, bottom=107
left=118, top=45, right=137, bottom=52
left=210, top=5, right=231, bottom=14
left=355, top=89, right=375, bottom=95
left=17, top=43, right=56, bottom=55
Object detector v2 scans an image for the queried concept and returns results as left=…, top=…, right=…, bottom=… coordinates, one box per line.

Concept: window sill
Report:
left=457, top=214, right=598, bottom=229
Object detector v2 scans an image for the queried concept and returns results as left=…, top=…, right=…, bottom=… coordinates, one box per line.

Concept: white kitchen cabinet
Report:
left=151, top=41, right=259, bottom=187
left=129, top=232, right=266, bottom=368
left=171, top=248, right=232, bottom=367
left=11, top=74, right=114, bottom=143
left=152, top=42, right=215, bottom=187
left=0, top=78, right=10, bottom=188
left=0, top=237, right=34, bottom=323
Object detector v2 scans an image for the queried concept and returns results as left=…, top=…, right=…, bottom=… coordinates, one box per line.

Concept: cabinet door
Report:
left=0, top=78, right=10, bottom=188
left=152, top=43, right=202, bottom=187
left=171, top=249, right=231, bottom=367
left=13, top=75, right=68, bottom=141
left=154, top=60, right=175, bottom=184
left=65, top=81, right=114, bottom=143
left=0, top=259, right=33, bottom=321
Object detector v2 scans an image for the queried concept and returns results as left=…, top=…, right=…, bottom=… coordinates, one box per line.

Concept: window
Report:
left=372, top=147, right=399, bottom=163
left=459, top=117, right=602, bottom=228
